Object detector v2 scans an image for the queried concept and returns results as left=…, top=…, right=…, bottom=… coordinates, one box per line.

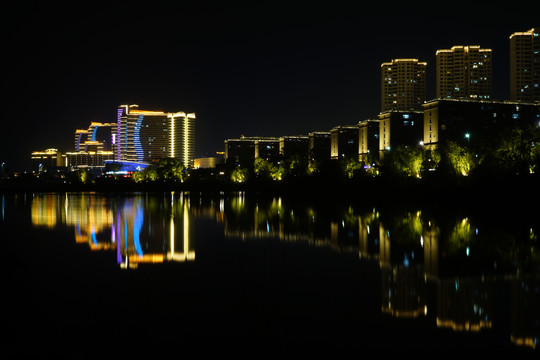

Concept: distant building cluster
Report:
left=30, top=28, right=539, bottom=176
left=31, top=104, right=196, bottom=174
left=225, top=28, right=540, bottom=166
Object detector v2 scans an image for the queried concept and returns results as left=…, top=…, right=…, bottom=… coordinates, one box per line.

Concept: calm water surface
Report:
left=3, top=192, right=539, bottom=356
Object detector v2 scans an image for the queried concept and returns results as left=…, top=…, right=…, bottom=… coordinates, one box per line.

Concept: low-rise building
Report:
left=422, top=98, right=540, bottom=150
left=279, top=135, right=309, bottom=160
left=378, top=110, right=423, bottom=157
left=330, top=125, right=359, bottom=160
left=308, top=131, right=331, bottom=163
left=358, top=118, right=380, bottom=162
left=31, top=148, right=65, bottom=173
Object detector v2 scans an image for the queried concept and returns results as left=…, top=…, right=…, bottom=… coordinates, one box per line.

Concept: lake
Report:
left=3, top=191, right=539, bottom=356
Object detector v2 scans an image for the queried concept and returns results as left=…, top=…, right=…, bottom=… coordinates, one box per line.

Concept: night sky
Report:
left=3, top=1, right=538, bottom=170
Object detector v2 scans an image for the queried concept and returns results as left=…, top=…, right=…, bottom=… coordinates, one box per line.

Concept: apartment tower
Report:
left=436, top=45, right=492, bottom=100
left=510, top=28, right=540, bottom=102
left=381, top=59, right=427, bottom=112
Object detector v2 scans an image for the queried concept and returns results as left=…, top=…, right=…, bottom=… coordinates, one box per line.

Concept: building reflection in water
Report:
left=29, top=192, right=539, bottom=350
left=30, top=192, right=195, bottom=269
left=221, top=193, right=538, bottom=351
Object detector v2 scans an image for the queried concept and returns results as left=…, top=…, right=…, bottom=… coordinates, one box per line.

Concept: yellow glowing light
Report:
left=183, top=201, right=190, bottom=258
left=184, top=114, right=188, bottom=167
left=128, top=254, right=164, bottom=263
left=170, top=114, right=175, bottom=158
left=170, top=211, right=175, bottom=254
left=510, top=335, right=537, bottom=349
left=128, top=110, right=166, bottom=116
left=167, top=200, right=195, bottom=262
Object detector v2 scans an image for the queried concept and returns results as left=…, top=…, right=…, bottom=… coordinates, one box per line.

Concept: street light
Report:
left=465, top=133, right=470, bottom=147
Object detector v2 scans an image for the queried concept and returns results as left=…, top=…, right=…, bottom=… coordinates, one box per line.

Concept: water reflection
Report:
left=27, top=191, right=539, bottom=351
left=30, top=192, right=195, bottom=269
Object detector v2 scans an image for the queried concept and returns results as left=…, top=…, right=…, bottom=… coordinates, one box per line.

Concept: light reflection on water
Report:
left=11, top=191, right=540, bottom=351
left=30, top=192, right=196, bottom=269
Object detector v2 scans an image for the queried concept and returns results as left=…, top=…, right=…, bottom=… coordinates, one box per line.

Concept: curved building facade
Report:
left=116, top=105, right=196, bottom=167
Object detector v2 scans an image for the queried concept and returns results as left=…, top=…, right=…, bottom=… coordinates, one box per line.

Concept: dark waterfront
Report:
left=3, top=191, right=539, bottom=356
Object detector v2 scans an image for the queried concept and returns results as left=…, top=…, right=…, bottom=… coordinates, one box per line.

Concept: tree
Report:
left=144, top=166, right=159, bottom=181
left=286, top=154, right=308, bottom=177
left=342, top=157, right=362, bottom=179
left=270, top=164, right=285, bottom=181
left=494, top=126, right=540, bottom=175
left=254, top=157, right=286, bottom=181
left=132, top=170, right=145, bottom=183
left=156, top=158, right=185, bottom=182
left=77, top=168, right=94, bottom=185
left=382, top=146, right=423, bottom=178
left=421, top=148, right=440, bottom=174
left=254, top=157, right=273, bottom=179
left=442, top=141, right=476, bottom=177
left=231, top=167, right=248, bottom=183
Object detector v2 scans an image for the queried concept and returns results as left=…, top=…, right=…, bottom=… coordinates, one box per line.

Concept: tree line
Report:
left=69, top=122, right=538, bottom=186
left=225, top=123, right=539, bottom=183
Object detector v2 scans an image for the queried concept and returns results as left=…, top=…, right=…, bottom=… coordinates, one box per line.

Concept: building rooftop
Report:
left=423, top=97, right=540, bottom=106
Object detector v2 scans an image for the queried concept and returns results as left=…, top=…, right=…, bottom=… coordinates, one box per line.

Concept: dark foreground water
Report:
left=3, top=192, right=539, bottom=357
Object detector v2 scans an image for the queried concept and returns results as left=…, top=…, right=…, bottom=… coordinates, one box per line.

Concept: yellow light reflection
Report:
left=510, top=335, right=537, bottom=350
left=167, top=200, right=195, bottom=262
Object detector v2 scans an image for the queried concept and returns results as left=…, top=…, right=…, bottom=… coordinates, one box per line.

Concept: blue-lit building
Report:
left=116, top=104, right=196, bottom=167
left=70, top=122, right=117, bottom=171
left=104, top=160, right=149, bottom=175
left=74, top=122, right=116, bottom=152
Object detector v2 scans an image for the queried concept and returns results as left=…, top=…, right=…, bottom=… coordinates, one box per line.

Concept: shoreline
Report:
left=1, top=173, right=538, bottom=212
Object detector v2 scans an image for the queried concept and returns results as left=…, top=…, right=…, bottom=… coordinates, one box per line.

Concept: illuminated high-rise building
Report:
left=436, top=45, right=492, bottom=100
left=381, top=59, right=427, bottom=112
left=116, top=105, right=196, bottom=167
left=510, top=28, right=540, bottom=102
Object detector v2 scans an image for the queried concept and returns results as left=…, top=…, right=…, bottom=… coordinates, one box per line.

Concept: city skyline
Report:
left=3, top=2, right=539, bottom=170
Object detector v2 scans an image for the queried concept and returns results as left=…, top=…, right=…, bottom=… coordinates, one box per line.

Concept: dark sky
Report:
left=3, top=1, right=538, bottom=170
